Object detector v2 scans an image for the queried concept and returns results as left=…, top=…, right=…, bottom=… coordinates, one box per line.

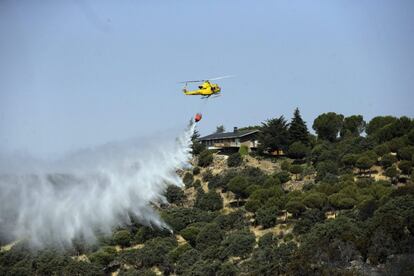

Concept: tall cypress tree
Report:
left=288, top=108, right=310, bottom=145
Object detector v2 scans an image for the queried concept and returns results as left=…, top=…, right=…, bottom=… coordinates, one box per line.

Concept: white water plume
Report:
left=0, top=122, right=195, bottom=248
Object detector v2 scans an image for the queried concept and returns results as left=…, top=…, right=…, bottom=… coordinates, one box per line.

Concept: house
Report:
left=199, top=127, right=260, bottom=151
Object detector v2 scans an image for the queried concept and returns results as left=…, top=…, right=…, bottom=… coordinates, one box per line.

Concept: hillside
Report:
left=1, top=114, right=414, bottom=275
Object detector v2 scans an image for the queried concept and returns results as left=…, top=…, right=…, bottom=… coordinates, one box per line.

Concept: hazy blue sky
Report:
left=1, top=0, right=413, bottom=157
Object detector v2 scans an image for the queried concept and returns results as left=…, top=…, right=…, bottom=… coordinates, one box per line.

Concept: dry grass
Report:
left=0, top=240, right=19, bottom=252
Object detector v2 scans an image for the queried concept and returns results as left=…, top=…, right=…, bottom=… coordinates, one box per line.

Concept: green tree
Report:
left=385, top=166, right=398, bottom=182
left=286, top=201, right=306, bottom=218
left=180, top=226, right=201, bottom=247
left=341, top=153, right=358, bottom=168
left=175, top=249, right=201, bottom=275
left=196, top=223, right=224, bottom=251
left=366, top=116, right=398, bottom=136
left=312, top=112, right=344, bottom=142
left=258, top=116, right=290, bottom=153
left=182, top=172, right=194, bottom=187
left=227, top=176, right=250, bottom=201
left=215, top=125, right=225, bottom=133
left=256, top=207, right=278, bottom=228
left=220, top=230, right=255, bottom=259
left=195, top=189, right=223, bottom=211
left=138, top=237, right=177, bottom=268
left=191, top=129, right=206, bottom=155
left=302, top=192, right=327, bottom=210
left=89, top=247, right=117, bottom=267
left=374, top=144, right=390, bottom=156
left=63, top=260, right=103, bottom=276
left=380, top=154, right=398, bottom=169
left=288, top=108, right=310, bottom=145
left=397, top=146, right=414, bottom=161
left=340, top=115, right=366, bottom=137
left=288, top=141, right=310, bottom=159
left=316, top=160, right=338, bottom=180
left=289, top=165, right=303, bottom=180
left=227, top=152, right=243, bottom=167
left=356, top=155, right=375, bottom=174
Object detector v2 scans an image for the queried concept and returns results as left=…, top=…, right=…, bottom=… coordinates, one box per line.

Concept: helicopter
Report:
left=181, top=75, right=234, bottom=99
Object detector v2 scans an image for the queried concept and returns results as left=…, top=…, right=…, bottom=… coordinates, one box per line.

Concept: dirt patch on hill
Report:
left=243, top=155, right=280, bottom=174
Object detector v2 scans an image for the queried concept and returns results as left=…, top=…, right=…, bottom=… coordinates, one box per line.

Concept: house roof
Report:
left=199, top=129, right=260, bottom=141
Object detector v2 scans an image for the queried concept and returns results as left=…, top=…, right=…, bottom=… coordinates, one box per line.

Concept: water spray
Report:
left=0, top=122, right=196, bottom=248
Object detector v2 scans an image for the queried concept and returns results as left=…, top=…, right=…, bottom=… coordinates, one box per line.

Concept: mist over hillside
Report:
left=0, top=123, right=195, bottom=248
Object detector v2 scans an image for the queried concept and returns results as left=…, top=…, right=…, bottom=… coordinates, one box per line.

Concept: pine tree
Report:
left=288, top=108, right=310, bottom=145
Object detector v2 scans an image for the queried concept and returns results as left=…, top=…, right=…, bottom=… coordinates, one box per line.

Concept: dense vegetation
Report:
left=1, top=110, right=414, bottom=275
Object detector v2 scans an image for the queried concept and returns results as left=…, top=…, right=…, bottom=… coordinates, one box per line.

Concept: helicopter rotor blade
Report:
left=207, top=75, right=236, bottom=81
left=179, top=75, right=235, bottom=83
left=178, top=80, right=204, bottom=83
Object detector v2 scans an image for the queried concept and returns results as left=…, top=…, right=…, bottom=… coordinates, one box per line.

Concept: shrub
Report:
left=161, top=207, right=217, bottom=232
left=196, top=223, right=224, bottom=251
left=256, top=207, right=278, bottom=228
left=275, top=171, right=291, bottom=184
left=219, top=230, right=255, bottom=259
left=198, top=150, right=214, bottom=167
left=398, top=160, right=413, bottom=175
left=328, top=194, right=356, bottom=209
left=218, top=262, right=239, bottom=276
left=138, top=237, right=177, bottom=268
left=397, top=146, right=414, bottom=161
left=245, top=199, right=261, bottom=213
left=165, top=185, right=184, bottom=204
left=281, top=160, right=291, bottom=171
left=356, top=155, right=375, bottom=173
left=289, top=165, right=303, bottom=180
left=380, top=154, right=398, bottom=169
left=385, top=166, right=398, bottom=180
left=288, top=141, right=310, bottom=159
left=264, top=176, right=281, bottom=188
left=227, top=152, right=243, bottom=167
left=183, top=172, right=194, bottom=187
left=214, top=210, right=247, bottom=231
left=175, top=249, right=201, bottom=275
left=286, top=201, right=306, bottom=218
left=302, top=192, right=327, bottom=210
left=180, top=226, right=201, bottom=247
left=341, top=154, right=358, bottom=167
left=193, top=167, right=201, bottom=175
left=195, top=190, right=223, bottom=211
left=374, top=144, right=390, bottom=156
left=239, top=145, right=249, bottom=156
left=113, top=230, right=132, bottom=248
left=134, top=227, right=170, bottom=244
left=316, top=160, right=338, bottom=180
left=89, top=246, right=117, bottom=267
left=193, top=179, right=201, bottom=189
left=167, top=244, right=192, bottom=263
left=227, top=176, right=250, bottom=200
left=202, top=170, right=213, bottom=182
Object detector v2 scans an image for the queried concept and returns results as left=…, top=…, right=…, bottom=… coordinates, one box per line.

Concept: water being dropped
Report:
left=0, top=122, right=195, bottom=248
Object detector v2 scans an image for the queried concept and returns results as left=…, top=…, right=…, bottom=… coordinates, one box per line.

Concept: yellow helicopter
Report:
left=181, top=75, right=234, bottom=99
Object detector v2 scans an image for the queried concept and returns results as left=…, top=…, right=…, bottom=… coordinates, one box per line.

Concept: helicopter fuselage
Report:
left=183, top=81, right=221, bottom=97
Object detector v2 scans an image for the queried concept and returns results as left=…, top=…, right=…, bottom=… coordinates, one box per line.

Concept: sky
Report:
left=0, top=0, right=413, bottom=157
